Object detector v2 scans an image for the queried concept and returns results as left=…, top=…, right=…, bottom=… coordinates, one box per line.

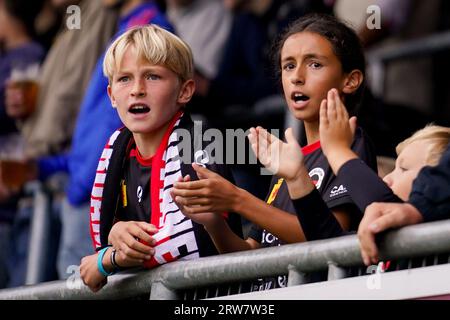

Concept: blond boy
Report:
left=80, top=25, right=241, bottom=292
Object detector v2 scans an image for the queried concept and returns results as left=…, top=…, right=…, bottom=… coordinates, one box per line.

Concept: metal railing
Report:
left=1, top=219, right=450, bottom=300
left=367, top=30, right=450, bottom=97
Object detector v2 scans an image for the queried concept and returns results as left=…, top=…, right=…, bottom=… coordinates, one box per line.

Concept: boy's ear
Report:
left=342, top=70, right=364, bottom=95
left=177, top=79, right=195, bottom=105
left=107, top=84, right=117, bottom=108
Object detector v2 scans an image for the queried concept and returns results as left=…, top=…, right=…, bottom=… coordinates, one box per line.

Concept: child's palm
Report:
left=249, top=127, right=303, bottom=180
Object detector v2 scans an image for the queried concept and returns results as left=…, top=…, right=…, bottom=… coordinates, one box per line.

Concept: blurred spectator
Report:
left=4, top=0, right=117, bottom=287
left=34, top=0, right=64, bottom=53
left=166, top=0, right=232, bottom=84
left=0, top=0, right=45, bottom=288
left=15, top=0, right=118, bottom=159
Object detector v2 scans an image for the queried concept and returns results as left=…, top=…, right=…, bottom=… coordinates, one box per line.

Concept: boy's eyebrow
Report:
left=115, top=65, right=161, bottom=75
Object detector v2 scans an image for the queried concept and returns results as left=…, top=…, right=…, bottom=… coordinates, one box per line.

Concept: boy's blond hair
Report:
left=103, top=24, right=193, bottom=83
left=396, top=124, right=450, bottom=166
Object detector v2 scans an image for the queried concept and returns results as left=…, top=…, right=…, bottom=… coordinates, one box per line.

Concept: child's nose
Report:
left=131, top=79, right=146, bottom=97
left=383, top=172, right=393, bottom=187
left=291, top=66, right=305, bottom=85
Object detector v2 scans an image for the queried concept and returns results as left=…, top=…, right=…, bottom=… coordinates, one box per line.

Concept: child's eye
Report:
left=146, top=73, right=160, bottom=80
left=309, top=62, right=322, bottom=69
left=399, top=166, right=408, bottom=172
left=282, top=63, right=295, bottom=71
left=118, top=76, right=130, bottom=83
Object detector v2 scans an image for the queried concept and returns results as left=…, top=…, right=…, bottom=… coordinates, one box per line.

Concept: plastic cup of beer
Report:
left=0, top=159, right=31, bottom=192
left=8, top=63, right=40, bottom=119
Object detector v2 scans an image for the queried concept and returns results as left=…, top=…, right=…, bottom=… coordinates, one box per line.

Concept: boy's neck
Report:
left=132, top=121, right=172, bottom=159
left=304, top=121, right=320, bottom=145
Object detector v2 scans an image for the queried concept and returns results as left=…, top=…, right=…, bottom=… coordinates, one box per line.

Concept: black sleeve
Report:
left=338, top=158, right=403, bottom=212
left=293, top=188, right=348, bottom=240
left=409, top=144, right=450, bottom=222
left=321, top=127, right=378, bottom=209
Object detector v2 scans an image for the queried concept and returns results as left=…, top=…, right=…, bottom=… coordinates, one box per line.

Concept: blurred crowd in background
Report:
left=1, top=0, right=450, bottom=289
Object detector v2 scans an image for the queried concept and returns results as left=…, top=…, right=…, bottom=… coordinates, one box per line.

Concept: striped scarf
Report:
left=90, top=111, right=201, bottom=267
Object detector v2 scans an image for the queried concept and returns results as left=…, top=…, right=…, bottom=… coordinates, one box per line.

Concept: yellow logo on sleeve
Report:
left=267, top=178, right=284, bottom=205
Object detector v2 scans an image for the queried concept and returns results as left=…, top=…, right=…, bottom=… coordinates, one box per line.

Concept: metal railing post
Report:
left=150, top=281, right=178, bottom=300
left=287, top=264, right=307, bottom=286
left=25, top=182, right=51, bottom=285
left=327, top=262, right=347, bottom=281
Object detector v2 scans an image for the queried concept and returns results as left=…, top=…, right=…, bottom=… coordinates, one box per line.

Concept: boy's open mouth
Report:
left=129, top=104, right=150, bottom=114
left=292, top=92, right=310, bottom=103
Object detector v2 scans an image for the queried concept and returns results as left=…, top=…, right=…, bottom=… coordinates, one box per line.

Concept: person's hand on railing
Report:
left=319, top=88, right=359, bottom=175
left=358, top=202, right=424, bottom=265
left=80, top=253, right=108, bottom=292
left=108, top=221, right=157, bottom=265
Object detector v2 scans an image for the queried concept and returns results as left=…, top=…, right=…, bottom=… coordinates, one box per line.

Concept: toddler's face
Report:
left=383, top=139, right=429, bottom=201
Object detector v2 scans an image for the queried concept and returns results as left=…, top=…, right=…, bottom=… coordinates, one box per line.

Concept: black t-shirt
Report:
left=248, top=127, right=377, bottom=290
left=116, top=143, right=243, bottom=264
left=121, top=147, right=152, bottom=222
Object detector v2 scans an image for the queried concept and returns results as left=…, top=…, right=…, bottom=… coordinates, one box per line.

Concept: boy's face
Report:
left=107, top=46, right=193, bottom=138
left=382, top=139, right=429, bottom=201
left=280, top=31, right=351, bottom=123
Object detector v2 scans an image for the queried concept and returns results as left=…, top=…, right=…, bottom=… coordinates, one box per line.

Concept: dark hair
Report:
left=4, top=0, right=45, bottom=39
left=274, top=13, right=366, bottom=115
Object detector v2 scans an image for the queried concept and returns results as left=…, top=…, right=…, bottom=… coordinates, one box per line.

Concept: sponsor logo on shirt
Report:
left=330, top=184, right=347, bottom=198
left=309, top=167, right=325, bottom=189
left=194, top=149, right=209, bottom=167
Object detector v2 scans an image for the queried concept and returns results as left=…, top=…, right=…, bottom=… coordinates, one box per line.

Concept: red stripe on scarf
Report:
left=150, top=111, right=184, bottom=229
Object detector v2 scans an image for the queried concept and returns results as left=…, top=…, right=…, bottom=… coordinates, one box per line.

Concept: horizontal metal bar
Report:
left=367, top=31, right=450, bottom=63
left=1, top=219, right=450, bottom=299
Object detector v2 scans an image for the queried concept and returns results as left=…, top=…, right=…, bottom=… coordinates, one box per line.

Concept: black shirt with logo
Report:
left=117, top=144, right=243, bottom=260
left=248, top=127, right=377, bottom=291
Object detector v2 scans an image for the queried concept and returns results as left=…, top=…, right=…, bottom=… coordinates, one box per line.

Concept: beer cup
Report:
left=0, top=159, right=30, bottom=191
left=7, top=63, right=40, bottom=119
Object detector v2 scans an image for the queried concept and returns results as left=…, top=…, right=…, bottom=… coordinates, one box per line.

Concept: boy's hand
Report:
left=172, top=163, right=241, bottom=213
left=248, top=126, right=305, bottom=183
left=80, top=253, right=108, bottom=292
left=319, top=88, right=358, bottom=174
left=108, top=221, right=157, bottom=265
left=171, top=175, right=224, bottom=228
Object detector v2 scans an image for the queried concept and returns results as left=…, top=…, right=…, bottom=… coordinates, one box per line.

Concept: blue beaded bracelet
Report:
left=97, top=246, right=114, bottom=277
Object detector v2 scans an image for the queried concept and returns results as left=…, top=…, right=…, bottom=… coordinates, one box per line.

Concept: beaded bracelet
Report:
left=97, top=246, right=114, bottom=277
